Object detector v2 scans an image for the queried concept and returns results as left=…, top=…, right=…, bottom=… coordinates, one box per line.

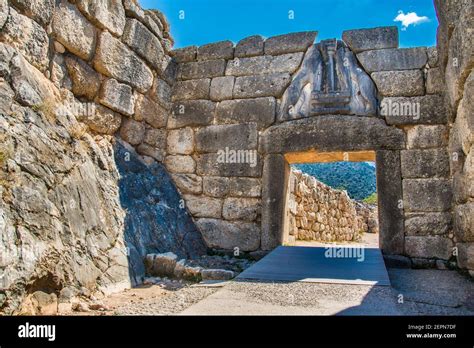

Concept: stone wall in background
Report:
left=286, top=169, right=378, bottom=244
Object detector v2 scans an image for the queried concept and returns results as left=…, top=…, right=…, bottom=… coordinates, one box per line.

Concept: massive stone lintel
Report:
left=279, top=39, right=377, bottom=121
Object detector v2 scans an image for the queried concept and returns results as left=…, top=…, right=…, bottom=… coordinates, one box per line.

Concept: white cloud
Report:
left=394, top=11, right=430, bottom=31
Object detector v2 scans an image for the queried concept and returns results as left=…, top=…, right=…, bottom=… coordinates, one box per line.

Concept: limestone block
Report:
left=84, top=104, right=121, bottom=135
left=403, top=179, right=453, bottom=212
left=10, top=0, right=54, bottom=27
left=203, top=177, right=230, bottom=197
left=223, top=197, right=260, bottom=221
left=382, top=95, right=447, bottom=125
left=454, top=202, right=474, bottom=242
left=65, top=55, right=101, bottom=101
left=197, top=40, right=233, bottom=61
left=426, top=67, right=444, bottom=94
left=143, top=128, right=166, bottom=148
left=136, top=143, right=165, bottom=162
left=342, top=26, right=398, bottom=53
left=171, top=78, right=210, bottom=101
left=195, top=123, right=258, bottom=153
left=357, top=47, right=427, bottom=72
left=229, top=178, right=261, bottom=197
left=52, top=2, right=96, bottom=61
left=457, top=243, right=474, bottom=269
left=405, top=236, right=453, bottom=260
left=171, top=46, right=197, bottom=63
left=195, top=218, right=260, bottom=251
left=122, top=18, right=165, bottom=72
left=150, top=78, right=172, bottom=110
left=123, top=0, right=144, bottom=21
left=0, top=0, right=8, bottom=29
left=371, top=70, right=425, bottom=97
left=201, top=269, right=234, bottom=280
left=452, top=71, right=474, bottom=155
left=94, top=31, right=153, bottom=93
left=149, top=252, right=178, bottom=277
left=196, top=153, right=262, bottom=177
left=135, top=93, right=167, bottom=128
left=235, top=35, right=264, bottom=58
left=226, top=53, right=304, bottom=76
left=77, top=0, right=126, bottom=37
left=264, top=31, right=317, bottom=55
left=171, top=174, right=202, bottom=195
left=1, top=8, right=49, bottom=72
left=183, top=194, right=222, bottom=218
left=165, top=155, right=196, bottom=174
left=210, top=76, right=234, bottom=101
left=179, top=59, right=226, bottom=80
left=401, top=149, right=450, bottom=178
left=233, top=73, right=291, bottom=98
left=427, top=47, right=438, bottom=67
left=404, top=212, right=452, bottom=236
left=119, top=118, right=145, bottom=145
left=98, top=79, right=135, bottom=116
left=167, top=128, right=194, bottom=155
left=407, top=125, right=448, bottom=149
left=216, top=97, right=275, bottom=129
left=169, top=100, right=215, bottom=129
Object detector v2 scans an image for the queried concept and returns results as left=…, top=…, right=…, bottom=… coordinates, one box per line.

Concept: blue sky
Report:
left=140, top=0, right=438, bottom=49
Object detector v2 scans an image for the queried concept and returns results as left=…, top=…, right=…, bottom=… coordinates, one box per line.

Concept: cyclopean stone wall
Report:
left=286, top=169, right=371, bottom=243
left=435, top=0, right=473, bottom=273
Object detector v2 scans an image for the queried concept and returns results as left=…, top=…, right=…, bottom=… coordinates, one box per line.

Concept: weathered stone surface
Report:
left=171, top=174, right=202, bottom=194
left=195, top=123, right=258, bottom=153
left=452, top=71, right=474, bottom=155
left=203, top=177, right=230, bottom=197
left=143, top=10, right=164, bottom=38
left=357, top=47, right=427, bottom=72
left=179, top=59, right=226, bottom=80
left=77, top=0, right=126, bottom=37
left=235, top=35, right=264, bottom=58
left=342, top=26, right=398, bottom=53
left=98, top=79, right=135, bottom=117
left=427, top=47, right=438, bottom=68
left=382, top=95, right=447, bottom=125
left=210, top=76, right=234, bottom=101
left=223, top=197, right=260, bottom=221
left=196, top=218, right=260, bottom=251
left=264, top=32, right=317, bottom=55
left=1, top=8, right=49, bottom=72
left=52, top=2, right=96, bottom=61
left=407, top=125, right=448, bottom=149
left=260, top=116, right=406, bottom=154
left=226, top=53, right=304, bottom=76
left=119, top=118, right=145, bottom=145
left=183, top=195, right=222, bottom=218
left=401, top=149, right=450, bottom=178
left=172, top=79, right=210, bottom=101
left=233, top=73, right=291, bottom=98
left=197, top=41, right=233, bottom=61
left=376, top=150, right=404, bottom=255
left=165, top=155, right=196, bottom=173
left=122, top=18, right=165, bottom=72
left=261, top=154, right=289, bottom=250
left=201, top=269, right=234, bottom=280
left=405, top=236, right=453, bottom=260
left=123, top=0, right=144, bottom=21
left=403, top=179, right=453, bottom=212
left=147, top=252, right=178, bottom=277
left=372, top=70, right=425, bottom=97
left=405, top=212, right=452, bottom=236
left=457, top=243, right=474, bottom=269
left=171, top=46, right=197, bottom=63
left=150, top=78, right=172, bottom=110
left=143, top=128, right=166, bottom=148
left=0, top=0, right=8, bottom=29
left=215, top=97, right=275, bottom=130
left=196, top=153, right=262, bottom=177
left=20, top=291, right=58, bottom=315
left=169, top=100, right=215, bottom=129
left=426, top=67, right=444, bottom=94
left=134, top=94, right=167, bottom=128
left=136, top=143, right=165, bottom=162
left=167, top=128, right=194, bottom=155
left=94, top=31, right=153, bottom=93
left=64, top=55, right=101, bottom=101
left=229, top=178, right=261, bottom=197
left=83, top=104, right=122, bottom=135
left=454, top=202, right=474, bottom=242
left=10, top=0, right=54, bottom=27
